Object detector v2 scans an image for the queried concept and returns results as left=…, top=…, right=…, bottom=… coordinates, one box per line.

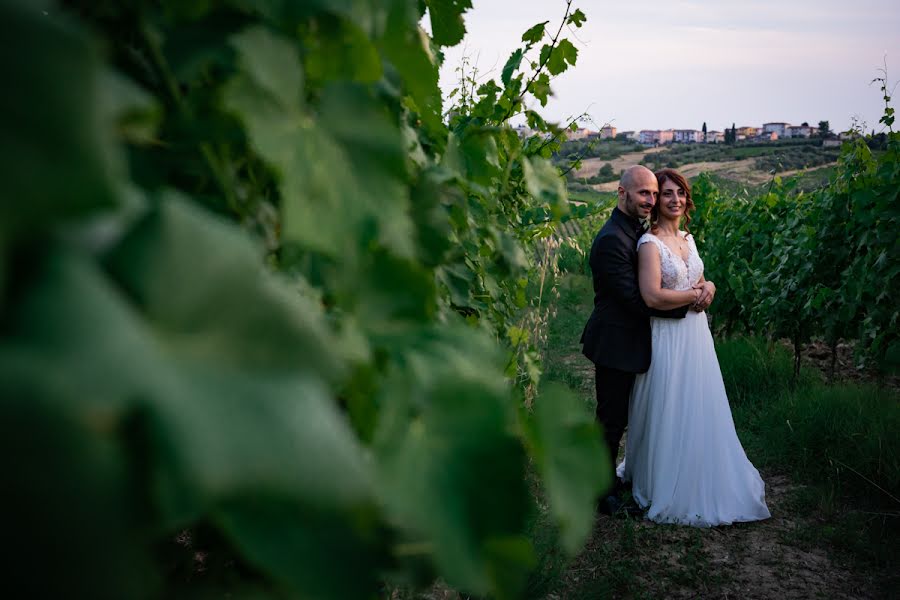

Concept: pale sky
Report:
left=429, top=0, right=900, bottom=133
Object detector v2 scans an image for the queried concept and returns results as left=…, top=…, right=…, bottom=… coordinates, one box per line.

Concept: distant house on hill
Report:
left=674, top=129, right=702, bottom=143
left=564, top=127, right=596, bottom=141
left=600, top=126, right=617, bottom=139
left=736, top=126, right=758, bottom=140
left=618, top=130, right=638, bottom=141
left=639, top=130, right=659, bottom=145
left=786, top=123, right=818, bottom=138
left=762, top=122, right=789, bottom=138
left=639, top=129, right=675, bottom=145
left=706, top=130, right=725, bottom=143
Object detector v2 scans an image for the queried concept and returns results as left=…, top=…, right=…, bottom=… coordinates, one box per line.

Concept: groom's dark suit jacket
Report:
left=580, top=207, right=688, bottom=373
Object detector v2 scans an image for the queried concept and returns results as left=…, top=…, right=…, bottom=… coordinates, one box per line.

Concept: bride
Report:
left=616, top=168, right=770, bottom=527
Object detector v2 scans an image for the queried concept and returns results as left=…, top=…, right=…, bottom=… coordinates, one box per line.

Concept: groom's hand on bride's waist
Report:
left=692, top=281, right=716, bottom=311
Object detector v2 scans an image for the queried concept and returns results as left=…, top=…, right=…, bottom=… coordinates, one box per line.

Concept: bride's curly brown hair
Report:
left=650, top=168, right=694, bottom=234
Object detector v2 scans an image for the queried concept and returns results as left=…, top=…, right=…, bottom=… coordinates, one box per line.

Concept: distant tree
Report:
left=702, top=121, right=707, bottom=143
left=818, top=120, right=831, bottom=138
left=724, top=123, right=737, bottom=144
left=598, top=162, right=614, bottom=178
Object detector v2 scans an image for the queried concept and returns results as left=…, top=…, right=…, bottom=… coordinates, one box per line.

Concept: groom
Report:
left=580, top=165, right=699, bottom=515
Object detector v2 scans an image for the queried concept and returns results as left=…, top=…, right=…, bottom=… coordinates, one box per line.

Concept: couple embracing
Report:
left=581, top=165, right=770, bottom=527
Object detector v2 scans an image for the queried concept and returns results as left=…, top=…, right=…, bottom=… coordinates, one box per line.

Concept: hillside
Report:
left=571, top=142, right=840, bottom=191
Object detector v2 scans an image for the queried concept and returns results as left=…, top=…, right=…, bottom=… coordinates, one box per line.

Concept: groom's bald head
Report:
left=619, top=165, right=655, bottom=191
left=617, top=165, right=658, bottom=220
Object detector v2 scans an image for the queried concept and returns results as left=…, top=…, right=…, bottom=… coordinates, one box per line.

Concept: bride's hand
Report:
left=691, top=287, right=703, bottom=306
left=692, top=281, right=716, bottom=310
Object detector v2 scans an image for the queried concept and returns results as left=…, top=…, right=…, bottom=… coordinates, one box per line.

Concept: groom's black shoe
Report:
left=597, top=494, right=622, bottom=516
left=597, top=494, right=643, bottom=518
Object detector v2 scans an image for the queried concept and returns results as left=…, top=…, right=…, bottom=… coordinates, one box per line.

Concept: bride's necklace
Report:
left=656, top=229, right=689, bottom=259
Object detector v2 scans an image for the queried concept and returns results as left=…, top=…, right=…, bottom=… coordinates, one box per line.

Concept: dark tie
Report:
left=634, top=220, right=648, bottom=237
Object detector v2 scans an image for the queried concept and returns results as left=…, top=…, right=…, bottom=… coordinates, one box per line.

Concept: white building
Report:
left=762, top=122, right=789, bottom=138
left=786, top=124, right=818, bottom=138
left=619, top=130, right=638, bottom=141
left=638, top=129, right=675, bottom=145
left=674, top=129, right=702, bottom=143
left=706, top=130, right=724, bottom=143
left=639, top=130, right=659, bottom=145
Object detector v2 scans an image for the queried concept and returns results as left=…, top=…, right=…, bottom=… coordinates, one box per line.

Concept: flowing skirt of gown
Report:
left=616, top=311, right=771, bottom=527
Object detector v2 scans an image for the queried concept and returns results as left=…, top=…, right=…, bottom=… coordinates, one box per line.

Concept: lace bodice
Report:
left=638, top=232, right=704, bottom=291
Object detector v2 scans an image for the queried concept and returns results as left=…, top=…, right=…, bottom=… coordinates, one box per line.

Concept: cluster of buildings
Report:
left=513, top=122, right=831, bottom=146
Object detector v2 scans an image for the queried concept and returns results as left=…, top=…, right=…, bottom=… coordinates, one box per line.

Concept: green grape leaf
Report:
left=525, top=110, right=548, bottom=132
left=425, top=0, right=473, bottom=47
left=0, top=0, right=122, bottom=239
left=317, top=84, right=416, bottom=257
left=443, top=130, right=501, bottom=188
left=4, top=202, right=383, bottom=598
left=215, top=498, right=384, bottom=599
left=225, top=27, right=414, bottom=259
left=303, top=17, right=383, bottom=84
left=409, top=167, right=458, bottom=266
left=373, top=328, right=533, bottom=596
left=437, top=263, right=477, bottom=307
left=521, top=20, right=548, bottom=44
left=501, top=49, right=524, bottom=86
left=529, top=72, right=552, bottom=106
left=546, top=39, right=578, bottom=75
left=229, top=25, right=303, bottom=110
left=355, top=249, right=437, bottom=334
left=523, top=156, right=569, bottom=218
left=381, top=1, right=443, bottom=138
left=523, top=384, right=609, bottom=553
left=106, top=193, right=344, bottom=381
left=567, top=9, right=587, bottom=27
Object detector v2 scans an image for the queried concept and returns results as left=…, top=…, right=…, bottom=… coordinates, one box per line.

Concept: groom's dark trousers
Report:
left=580, top=207, right=688, bottom=495
left=593, top=365, right=635, bottom=489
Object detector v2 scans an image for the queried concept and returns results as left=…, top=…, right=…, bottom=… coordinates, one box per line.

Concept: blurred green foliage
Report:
left=0, top=1, right=608, bottom=598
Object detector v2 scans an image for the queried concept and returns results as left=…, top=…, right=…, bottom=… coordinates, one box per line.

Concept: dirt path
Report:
left=551, top=472, right=877, bottom=599
left=573, top=147, right=667, bottom=181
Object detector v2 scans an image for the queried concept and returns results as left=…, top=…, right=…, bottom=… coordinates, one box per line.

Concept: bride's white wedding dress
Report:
left=616, top=231, right=770, bottom=527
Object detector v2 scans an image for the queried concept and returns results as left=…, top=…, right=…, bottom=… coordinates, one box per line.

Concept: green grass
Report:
left=543, top=275, right=593, bottom=377
left=567, top=187, right=616, bottom=206
left=790, top=164, right=837, bottom=192
left=687, top=166, right=836, bottom=199
left=717, top=336, right=900, bottom=572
